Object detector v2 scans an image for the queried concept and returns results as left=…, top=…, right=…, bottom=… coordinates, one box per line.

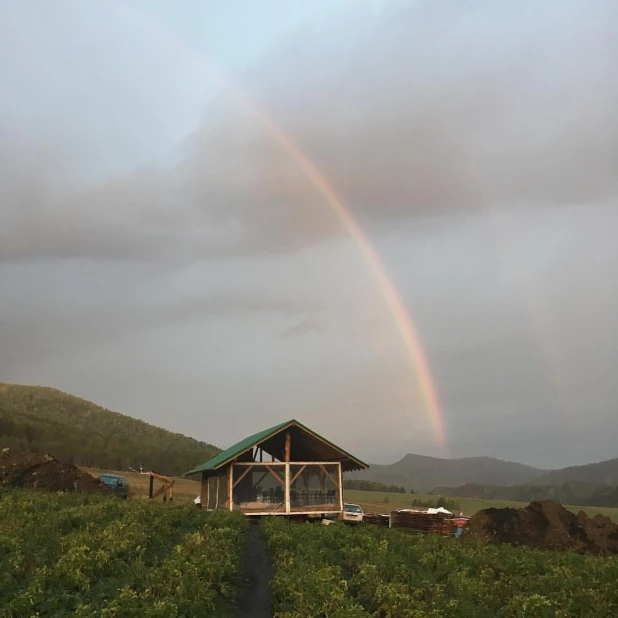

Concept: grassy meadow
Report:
left=82, top=467, right=201, bottom=504
left=343, top=489, right=618, bottom=522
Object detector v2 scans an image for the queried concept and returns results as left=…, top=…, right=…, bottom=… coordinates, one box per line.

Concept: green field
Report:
left=3, top=486, right=618, bottom=618
left=0, top=490, right=248, bottom=617
left=263, top=516, right=618, bottom=618
left=344, top=489, right=618, bottom=522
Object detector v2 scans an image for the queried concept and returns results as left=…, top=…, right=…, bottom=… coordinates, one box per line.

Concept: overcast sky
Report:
left=1, top=0, right=616, bottom=470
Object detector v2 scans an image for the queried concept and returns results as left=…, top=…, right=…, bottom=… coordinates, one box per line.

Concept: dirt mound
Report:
left=468, top=500, right=618, bottom=554
left=0, top=449, right=110, bottom=494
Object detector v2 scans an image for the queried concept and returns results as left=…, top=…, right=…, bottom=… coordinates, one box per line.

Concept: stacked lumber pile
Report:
left=390, top=509, right=452, bottom=536
left=363, top=513, right=390, bottom=527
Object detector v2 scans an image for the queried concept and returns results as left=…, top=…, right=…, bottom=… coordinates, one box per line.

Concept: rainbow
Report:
left=112, top=3, right=447, bottom=449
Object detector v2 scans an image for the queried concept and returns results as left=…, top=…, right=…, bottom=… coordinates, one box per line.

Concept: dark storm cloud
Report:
left=2, top=0, right=616, bottom=262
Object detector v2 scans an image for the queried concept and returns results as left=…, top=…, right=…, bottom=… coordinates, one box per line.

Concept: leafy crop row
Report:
left=262, top=518, right=618, bottom=618
left=0, top=490, right=248, bottom=617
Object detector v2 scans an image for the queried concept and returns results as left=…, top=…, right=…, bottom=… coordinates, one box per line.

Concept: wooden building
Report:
left=185, top=419, right=368, bottom=517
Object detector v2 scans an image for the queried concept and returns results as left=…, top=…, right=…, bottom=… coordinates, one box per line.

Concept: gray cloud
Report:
left=0, top=258, right=321, bottom=375
left=2, top=0, right=616, bottom=262
left=1, top=0, right=618, bottom=469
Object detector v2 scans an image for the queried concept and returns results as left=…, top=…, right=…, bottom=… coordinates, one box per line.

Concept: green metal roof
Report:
left=184, top=419, right=368, bottom=476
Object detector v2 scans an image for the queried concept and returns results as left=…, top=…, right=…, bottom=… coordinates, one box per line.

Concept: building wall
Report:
left=199, top=470, right=229, bottom=510
left=200, top=475, right=208, bottom=510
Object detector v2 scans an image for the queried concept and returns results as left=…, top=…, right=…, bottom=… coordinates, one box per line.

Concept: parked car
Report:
left=98, top=474, right=129, bottom=499
left=342, top=503, right=364, bottom=523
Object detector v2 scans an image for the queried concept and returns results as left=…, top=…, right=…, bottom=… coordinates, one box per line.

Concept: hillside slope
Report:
left=349, top=453, right=546, bottom=493
left=433, top=481, right=618, bottom=508
left=0, top=383, right=219, bottom=476
left=532, top=457, right=618, bottom=487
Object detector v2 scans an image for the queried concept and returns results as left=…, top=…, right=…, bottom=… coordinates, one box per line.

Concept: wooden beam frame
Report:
left=232, top=464, right=254, bottom=489
left=232, top=461, right=340, bottom=466
left=265, top=465, right=285, bottom=486
left=252, top=470, right=269, bottom=489
left=319, top=464, right=338, bottom=488
left=290, top=464, right=307, bottom=486
left=229, top=509, right=341, bottom=517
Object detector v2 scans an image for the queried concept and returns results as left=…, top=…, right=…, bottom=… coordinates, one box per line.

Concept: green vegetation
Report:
left=434, top=481, right=618, bottom=508
left=344, top=489, right=618, bottom=522
left=0, top=490, right=248, bottom=617
left=343, top=479, right=407, bottom=493
left=262, top=517, right=618, bottom=618
left=0, top=383, right=219, bottom=476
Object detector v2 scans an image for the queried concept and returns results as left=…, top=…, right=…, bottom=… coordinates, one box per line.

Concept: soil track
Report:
left=468, top=499, right=618, bottom=554
left=234, top=521, right=273, bottom=618
left=0, top=450, right=110, bottom=494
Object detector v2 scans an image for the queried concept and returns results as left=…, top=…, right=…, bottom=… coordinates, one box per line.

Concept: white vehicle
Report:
left=342, top=503, right=364, bottom=523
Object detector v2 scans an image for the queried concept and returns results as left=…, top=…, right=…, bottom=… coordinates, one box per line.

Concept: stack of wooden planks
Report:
left=363, top=513, right=390, bottom=527
left=389, top=510, right=452, bottom=536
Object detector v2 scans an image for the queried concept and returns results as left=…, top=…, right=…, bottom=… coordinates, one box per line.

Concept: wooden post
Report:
left=285, top=462, right=290, bottom=515
left=284, top=431, right=291, bottom=514
left=228, top=466, right=234, bottom=511
left=149, top=474, right=154, bottom=498
left=338, top=463, right=344, bottom=512
left=214, top=476, right=219, bottom=509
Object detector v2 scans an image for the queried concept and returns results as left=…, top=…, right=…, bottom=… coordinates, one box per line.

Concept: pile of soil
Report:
left=0, top=449, right=110, bottom=494
left=468, top=500, right=618, bottom=555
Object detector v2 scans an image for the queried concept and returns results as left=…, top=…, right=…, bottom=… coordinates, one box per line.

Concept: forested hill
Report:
left=532, top=457, right=618, bottom=487
left=0, top=383, right=220, bottom=476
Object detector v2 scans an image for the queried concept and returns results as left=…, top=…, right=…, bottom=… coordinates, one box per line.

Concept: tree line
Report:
left=343, top=479, right=408, bottom=493
left=433, top=481, right=618, bottom=509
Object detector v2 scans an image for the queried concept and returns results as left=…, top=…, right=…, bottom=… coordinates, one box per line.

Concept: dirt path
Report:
left=234, top=521, right=273, bottom=618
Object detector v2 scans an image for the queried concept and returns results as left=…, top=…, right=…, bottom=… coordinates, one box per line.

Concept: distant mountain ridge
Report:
left=0, top=383, right=220, bottom=476
left=349, top=452, right=547, bottom=493
left=351, top=451, right=618, bottom=505
left=532, top=458, right=618, bottom=487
